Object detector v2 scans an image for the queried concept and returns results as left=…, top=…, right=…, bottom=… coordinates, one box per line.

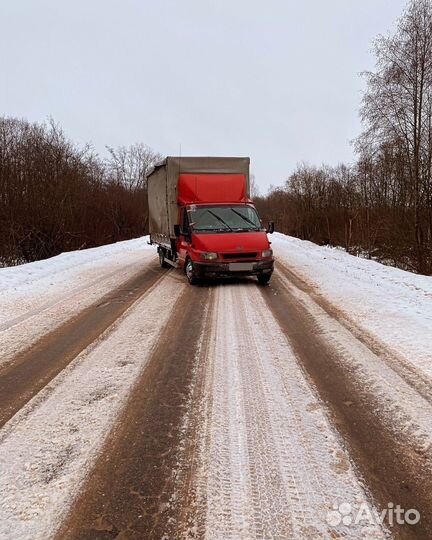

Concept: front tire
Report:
left=185, top=259, right=199, bottom=285
left=257, top=272, right=272, bottom=285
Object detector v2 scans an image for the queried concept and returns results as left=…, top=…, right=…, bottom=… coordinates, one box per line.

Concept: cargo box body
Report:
left=147, top=156, right=250, bottom=248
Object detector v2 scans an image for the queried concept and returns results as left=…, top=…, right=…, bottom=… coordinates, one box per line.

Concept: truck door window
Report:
left=181, top=208, right=190, bottom=235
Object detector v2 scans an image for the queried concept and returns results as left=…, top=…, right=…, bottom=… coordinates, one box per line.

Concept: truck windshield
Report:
left=188, top=205, right=261, bottom=232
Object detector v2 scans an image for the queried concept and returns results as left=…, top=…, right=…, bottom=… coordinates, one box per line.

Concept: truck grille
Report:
left=222, top=252, right=258, bottom=260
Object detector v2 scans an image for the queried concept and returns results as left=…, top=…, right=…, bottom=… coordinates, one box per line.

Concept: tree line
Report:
left=0, top=117, right=161, bottom=265
left=256, top=0, right=432, bottom=274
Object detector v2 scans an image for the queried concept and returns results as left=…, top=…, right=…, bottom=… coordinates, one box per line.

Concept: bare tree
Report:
left=358, top=0, right=432, bottom=271
left=106, top=143, right=162, bottom=191
left=249, top=174, right=261, bottom=198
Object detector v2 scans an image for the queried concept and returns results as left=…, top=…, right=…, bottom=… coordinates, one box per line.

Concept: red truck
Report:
left=147, top=156, right=274, bottom=284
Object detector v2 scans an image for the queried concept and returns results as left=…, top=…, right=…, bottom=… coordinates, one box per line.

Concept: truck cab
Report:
left=177, top=203, right=274, bottom=284
left=147, top=157, right=274, bottom=285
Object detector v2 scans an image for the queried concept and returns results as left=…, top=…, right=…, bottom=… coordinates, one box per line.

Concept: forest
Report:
left=0, top=117, right=160, bottom=265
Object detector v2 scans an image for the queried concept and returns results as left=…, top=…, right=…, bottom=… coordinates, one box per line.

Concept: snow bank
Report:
left=0, top=236, right=152, bottom=321
left=0, top=236, right=151, bottom=297
left=0, top=236, right=154, bottom=363
left=273, top=233, right=432, bottom=379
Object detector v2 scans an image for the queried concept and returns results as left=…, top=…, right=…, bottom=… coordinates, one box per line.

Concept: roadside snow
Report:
left=277, top=269, right=432, bottom=461
left=273, top=233, right=432, bottom=380
left=0, top=236, right=153, bottom=364
left=0, top=236, right=152, bottom=323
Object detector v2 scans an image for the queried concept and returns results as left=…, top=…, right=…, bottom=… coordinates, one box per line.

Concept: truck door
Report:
left=178, top=208, right=192, bottom=267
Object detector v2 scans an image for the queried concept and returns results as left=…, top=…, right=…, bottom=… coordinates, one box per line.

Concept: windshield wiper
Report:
left=229, top=208, right=259, bottom=229
left=205, top=209, right=233, bottom=231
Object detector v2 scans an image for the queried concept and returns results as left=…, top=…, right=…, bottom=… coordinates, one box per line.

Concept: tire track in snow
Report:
left=276, top=260, right=432, bottom=406
left=58, top=284, right=213, bottom=540
left=0, top=263, right=168, bottom=428
left=0, top=258, right=144, bottom=332
left=0, top=271, right=185, bottom=540
left=190, top=281, right=388, bottom=540
left=0, top=254, right=154, bottom=367
left=263, top=269, right=432, bottom=539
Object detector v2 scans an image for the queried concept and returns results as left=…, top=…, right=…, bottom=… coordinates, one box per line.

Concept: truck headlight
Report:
left=201, top=252, right=218, bottom=260
left=262, top=249, right=273, bottom=258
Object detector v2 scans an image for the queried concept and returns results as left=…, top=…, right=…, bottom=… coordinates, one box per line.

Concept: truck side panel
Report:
left=148, top=166, right=172, bottom=247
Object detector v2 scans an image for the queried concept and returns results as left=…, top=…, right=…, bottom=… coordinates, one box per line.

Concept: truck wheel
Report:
left=159, top=250, right=169, bottom=268
left=185, top=259, right=199, bottom=285
left=257, top=272, right=272, bottom=285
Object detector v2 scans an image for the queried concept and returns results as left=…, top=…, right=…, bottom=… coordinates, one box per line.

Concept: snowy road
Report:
left=0, top=235, right=431, bottom=539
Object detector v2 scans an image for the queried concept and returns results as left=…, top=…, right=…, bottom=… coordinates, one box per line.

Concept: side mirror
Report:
left=267, top=221, right=275, bottom=234
left=174, top=224, right=180, bottom=237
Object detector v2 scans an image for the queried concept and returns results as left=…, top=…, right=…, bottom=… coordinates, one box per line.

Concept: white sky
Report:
left=1, top=0, right=407, bottom=193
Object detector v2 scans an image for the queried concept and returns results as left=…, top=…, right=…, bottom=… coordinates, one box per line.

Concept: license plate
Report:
left=228, top=262, right=254, bottom=272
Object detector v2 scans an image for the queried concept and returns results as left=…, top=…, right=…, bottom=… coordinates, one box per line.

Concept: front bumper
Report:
left=193, top=259, right=274, bottom=278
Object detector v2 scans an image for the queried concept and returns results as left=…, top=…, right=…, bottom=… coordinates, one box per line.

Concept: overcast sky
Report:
left=1, top=0, right=407, bottom=192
